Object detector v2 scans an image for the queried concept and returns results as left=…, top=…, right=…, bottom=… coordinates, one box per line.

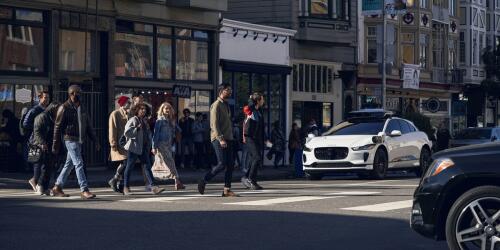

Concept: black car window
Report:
left=324, top=120, right=385, bottom=136
left=455, top=129, right=492, bottom=140
left=398, top=120, right=412, bottom=134
left=385, top=119, right=401, bottom=134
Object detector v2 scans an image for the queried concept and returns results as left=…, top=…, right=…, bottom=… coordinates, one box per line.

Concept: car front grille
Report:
left=314, top=147, right=349, bottom=160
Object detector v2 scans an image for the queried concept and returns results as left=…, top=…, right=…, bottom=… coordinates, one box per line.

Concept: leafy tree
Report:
left=403, top=112, right=434, bottom=140
left=481, top=45, right=500, bottom=97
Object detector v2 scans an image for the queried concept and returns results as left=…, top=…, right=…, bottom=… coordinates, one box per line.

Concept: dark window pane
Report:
left=0, top=7, right=13, bottom=19
left=322, top=66, right=327, bottom=93
left=398, top=120, right=411, bottom=134
left=176, top=40, right=208, bottom=80
left=310, top=65, right=316, bottom=92
left=270, top=74, right=282, bottom=126
left=316, top=66, right=322, bottom=93
left=292, top=64, right=297, bottom=91
left=305, top=64, right=310, bottom=92
left=385, top=119, right=401, bottom=133
left=325, top=121, right=385, bottom=136
left=176, top=28, right=192, bottom=37
left=157, top=26, right=172, bottom=35
left=455, top=129, right=492, bottom=140
left=0, top=24, right=44, bottom=72
left=298, top=64, right=304, bottom=92
left=15, top=9, right=43, bottom=22
left=59, top=29, right=93, bottom=72
left=235, top=73, right=249, bottom=121
left=193, top=30, right=208, bottom=39
left=116, top=20, right=134, bottom=32
left=114, top=33, right=153, bottom=78
left=157, top=38, right=172, bottom=79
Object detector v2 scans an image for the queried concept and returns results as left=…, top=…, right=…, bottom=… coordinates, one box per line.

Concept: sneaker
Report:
left=123, top=187, right=133, bottom=196
left=35, top=185, right=43, bottom=195
left=241, top=177, right=251, bottom=189
left=198, top=180, right=206, bottom=195
left=222, top=190, right=239, bottom=197
left=249, top=182, right=263, bottom=190
left=151, top=186, right=165, bottom=195
left=144, top=186, right=152, bottom=192
left=28, top=178, right=37, bottom=192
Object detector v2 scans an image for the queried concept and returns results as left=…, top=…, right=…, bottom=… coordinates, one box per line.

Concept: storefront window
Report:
left=59, top=29, right=93, bottom=72
left=15, top=9, right=43, bottom=22
left=0, top=24, right=44, bottom=72
left=175, top=40, right=208, bottom=81
left=235, top=72, right=250, bottom=119
left=157, top=38, right=172, bottom=79
left=114, top=33, right=153, bottom=78
left=0, top=84, right=45, bottom=120
left=270, top=75, right=283, bottom=126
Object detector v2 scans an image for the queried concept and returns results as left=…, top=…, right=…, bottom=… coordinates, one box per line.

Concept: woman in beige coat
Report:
left=108, top=96, right=130, bottom=193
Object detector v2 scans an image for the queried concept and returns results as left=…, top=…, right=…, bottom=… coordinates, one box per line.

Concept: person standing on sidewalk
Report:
left=32, top=101, right=60, bottom=195
left=152, top=102, right=185, bottom=190
left=241, top=93, right=267, bottom=190
left=122, top=103, right=164, bottom=196
left=25, top=90, right=50, bottom=191
left=192, top=112, right=207, bottom=170
left=107, top=96, right=131, bottom=193
left=269, top=120, right=286, bottom=168
left=179, top=108, right=194, bottom=169
left=198, top=83, right=237, bottom=197
left=288, top=122, right=300, bottom=165
left=51, top=85, right=98, bottom=199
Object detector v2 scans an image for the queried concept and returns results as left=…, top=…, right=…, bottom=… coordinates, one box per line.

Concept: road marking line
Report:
left=224, top=196, right=344, bottom=206
left=327, top=191, right=380, bottom=196
left=342, top=200, right=413, bottom=212
left=121, top=194, right=219, bottom=202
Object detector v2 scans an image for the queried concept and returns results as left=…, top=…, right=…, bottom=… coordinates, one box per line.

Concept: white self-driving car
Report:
left=302, top=110, right=432, bottom=180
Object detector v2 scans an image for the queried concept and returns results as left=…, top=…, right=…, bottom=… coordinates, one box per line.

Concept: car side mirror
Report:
left=390, top=130, right=402, bottom=137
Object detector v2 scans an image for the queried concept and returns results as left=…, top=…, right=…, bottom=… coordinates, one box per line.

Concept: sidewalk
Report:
left=0, top=165, right=297, bottom=190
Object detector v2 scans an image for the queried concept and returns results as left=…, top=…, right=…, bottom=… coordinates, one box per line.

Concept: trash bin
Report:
left=293, top=149, right=304, bottom=178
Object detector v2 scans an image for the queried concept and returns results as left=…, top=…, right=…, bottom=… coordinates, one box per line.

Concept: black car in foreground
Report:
left=411, top=142, right=500, bottom=250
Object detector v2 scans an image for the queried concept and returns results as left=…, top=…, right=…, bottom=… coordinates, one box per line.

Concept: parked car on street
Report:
left=411, top=142, right=500, bottom=250
left=302, top=110, right=432, bottom=180
left=450, top=127, right=500, bottom=148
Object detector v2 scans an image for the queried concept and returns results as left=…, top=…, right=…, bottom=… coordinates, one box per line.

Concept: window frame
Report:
left=0, top=5, right=48, bottom=76
left=308, top=0, right=350, bottom=21
left=114, top=20, right=212, bottom=83
left=58, top=28, right=97, bottom=73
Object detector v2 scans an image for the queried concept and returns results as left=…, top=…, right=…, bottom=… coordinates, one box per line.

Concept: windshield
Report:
left=455, top=129, right=492, bottom=140
left=324, top=120, right=385, bottom=136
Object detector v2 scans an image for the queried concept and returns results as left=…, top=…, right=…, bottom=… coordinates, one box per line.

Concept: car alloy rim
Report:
left=455, top=197, right=500, bottom=250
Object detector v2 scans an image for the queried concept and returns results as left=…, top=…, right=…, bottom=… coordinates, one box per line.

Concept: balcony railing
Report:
left=432, top=68, right=464, bottom=84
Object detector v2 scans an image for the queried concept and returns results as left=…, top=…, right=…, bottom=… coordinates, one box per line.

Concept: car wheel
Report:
left=370, top=148, right=388, bottom=179
left=415, top=147, right=431, bottom=177
left=445, top=186, right=500, bottom=250
left=305, top=172, right=323, bottom=181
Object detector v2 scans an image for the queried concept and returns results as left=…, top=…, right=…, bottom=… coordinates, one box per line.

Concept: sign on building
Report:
left=362, top=0, right=383, bottom=15
left=402, top=64, right=420, bottom=89
left=172, top=85, right=192, bottom=99
left=362, top=0, right=413, bottom=16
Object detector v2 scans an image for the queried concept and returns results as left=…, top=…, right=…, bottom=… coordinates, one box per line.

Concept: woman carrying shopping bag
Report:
left=151, top=102, right=185, bottom=190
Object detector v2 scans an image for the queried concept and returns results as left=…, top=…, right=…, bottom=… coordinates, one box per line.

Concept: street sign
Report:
left=172, top=85, right=192, bottom=98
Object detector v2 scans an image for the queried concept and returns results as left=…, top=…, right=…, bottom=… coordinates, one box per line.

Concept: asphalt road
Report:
left=0, top=176, right=448, bottom=250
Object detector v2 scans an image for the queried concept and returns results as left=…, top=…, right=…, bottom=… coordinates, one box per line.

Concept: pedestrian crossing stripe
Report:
left=223, top=196, right=345, bottom=206
left=341, top=200, right=413, bottom=212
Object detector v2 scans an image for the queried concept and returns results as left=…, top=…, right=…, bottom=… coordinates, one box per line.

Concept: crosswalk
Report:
left=0, top=183, right=415, bottom=213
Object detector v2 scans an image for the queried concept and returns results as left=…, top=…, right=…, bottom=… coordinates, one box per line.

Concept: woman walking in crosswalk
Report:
left=151, top=102, right=185, bottom=191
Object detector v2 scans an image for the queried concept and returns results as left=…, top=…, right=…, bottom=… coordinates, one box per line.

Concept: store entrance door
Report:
left=292, top=101, right=334, bottom=133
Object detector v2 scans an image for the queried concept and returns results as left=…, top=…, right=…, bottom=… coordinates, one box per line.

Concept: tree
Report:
left=481, top=45, right=500, bottom=97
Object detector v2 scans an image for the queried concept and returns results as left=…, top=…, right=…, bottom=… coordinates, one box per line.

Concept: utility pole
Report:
left=381, top=0, right=387, bottom=110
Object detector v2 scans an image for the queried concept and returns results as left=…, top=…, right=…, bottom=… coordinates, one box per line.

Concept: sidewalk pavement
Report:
left=0, top=165, right=297, bottom=191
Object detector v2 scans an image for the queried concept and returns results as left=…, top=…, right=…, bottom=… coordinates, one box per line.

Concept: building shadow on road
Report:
left=0, top=198, right=447, bottom=250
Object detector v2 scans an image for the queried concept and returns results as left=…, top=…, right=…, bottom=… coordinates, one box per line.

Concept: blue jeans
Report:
left=123, top=149, right=155, bottom=188
left=55, top=141, right=89, bottom=192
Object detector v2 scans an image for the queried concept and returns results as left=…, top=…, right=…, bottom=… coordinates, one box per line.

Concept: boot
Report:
left=222, top=189, right=239, bottom=197
left=175, top=180, right=185, bottom=191
left=80, top=191, right=96, bottom=199
left=108, top=178, right=119, bottom=193
left=51, top=185, right=69, bottom=197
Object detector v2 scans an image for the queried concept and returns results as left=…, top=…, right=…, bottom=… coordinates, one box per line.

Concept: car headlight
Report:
left=424, top=158, right=455, bottom=178
left=351, top=144, right=376, bottom=151
left=303, top=146, right=312, bottom=152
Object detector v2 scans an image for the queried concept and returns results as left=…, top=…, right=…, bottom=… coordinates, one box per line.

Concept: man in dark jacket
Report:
left=32, top=102, right=60, bottom=195
left=25, top=90, right=50, bottom=191
left=51, top=85, right=98, bottom=199
left=179, top=108, right=195, bottom=168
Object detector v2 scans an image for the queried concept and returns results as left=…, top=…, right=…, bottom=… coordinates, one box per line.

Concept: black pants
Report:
left=37, top=152, right=54, bottom=190
left=288, top=148, right=296, bottom=165
left=194, top=142, right=205, bottom=169
left=245, top=138, right=263, bottom=182
left=204, top=140, right=234, bottom=188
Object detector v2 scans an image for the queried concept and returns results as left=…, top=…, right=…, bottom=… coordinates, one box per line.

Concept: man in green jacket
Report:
left=198, top=83, right=237, bottom=197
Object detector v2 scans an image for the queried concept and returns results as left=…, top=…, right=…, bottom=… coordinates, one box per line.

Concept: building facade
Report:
left=358, top=0, right=464, bottom=134
left=0, top=0, right=226, bottom=166
left=224, top=0, right=358, bottom=133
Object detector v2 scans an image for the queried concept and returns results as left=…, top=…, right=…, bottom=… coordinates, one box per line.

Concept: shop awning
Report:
left=220, top=60, right=292, bottom=75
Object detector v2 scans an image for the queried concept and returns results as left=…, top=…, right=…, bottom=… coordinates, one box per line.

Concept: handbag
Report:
left=27, top=144, right=41, bottom=163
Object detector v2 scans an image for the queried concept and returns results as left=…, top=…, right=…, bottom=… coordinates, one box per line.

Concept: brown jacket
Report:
left=210, top=97, right=233, bottom=142
left=52, top=99, right=96, bottom=154
left=108, top=107, right=128, bottom=161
